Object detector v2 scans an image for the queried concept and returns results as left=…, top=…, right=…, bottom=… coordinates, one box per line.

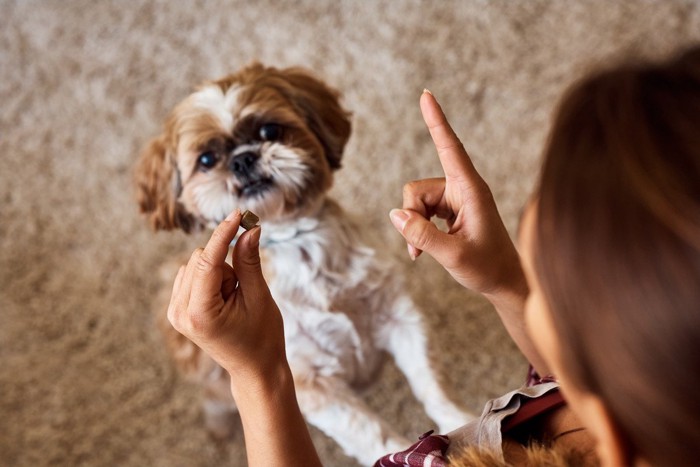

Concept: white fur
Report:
left=191, top=143, right=317, bottom=228
left=190, top=84, right=242, bottom=131
left=205, top=199, right=474, bottom=465
left=163, top=69, right=474, bottom=464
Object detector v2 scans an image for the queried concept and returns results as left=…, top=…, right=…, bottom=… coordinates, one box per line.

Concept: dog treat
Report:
left=240, top=210, right=259, bottom=230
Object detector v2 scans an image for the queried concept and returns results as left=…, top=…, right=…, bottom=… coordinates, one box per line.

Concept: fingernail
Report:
left=389, top=209, right=409, bottom=232
left=423, top=88, right=433, bottom=96
left=225, top=208, right=241, bottom=222
left=250, top=225, right=261, bottom=247
left=407, top=244, right=418, bottom=261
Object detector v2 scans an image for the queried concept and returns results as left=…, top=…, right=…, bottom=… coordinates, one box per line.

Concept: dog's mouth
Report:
left=240, top=177, right=273, bottom=197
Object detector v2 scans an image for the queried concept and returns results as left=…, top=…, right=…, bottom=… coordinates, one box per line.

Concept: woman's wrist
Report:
left=228, top=358, right=323, bottom=467
left=476, top=249, right=554, bottom=375
left=481, top=250, right=530, bottom=311
left=228, top=357, right=295, bottom=405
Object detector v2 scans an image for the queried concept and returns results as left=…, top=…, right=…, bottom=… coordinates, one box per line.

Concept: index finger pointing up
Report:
left=420, top=90, right=477, bottom=181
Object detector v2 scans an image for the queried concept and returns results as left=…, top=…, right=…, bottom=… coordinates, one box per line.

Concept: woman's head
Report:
left=526, top=46, right=700, bottom=465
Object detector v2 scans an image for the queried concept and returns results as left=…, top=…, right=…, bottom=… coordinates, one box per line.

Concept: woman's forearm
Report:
left=230, top=362, right=322, bottom=467
left=483, top=262, right=552, bottom=378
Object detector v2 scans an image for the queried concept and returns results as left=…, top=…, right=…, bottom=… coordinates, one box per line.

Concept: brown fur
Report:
left=134, top=136, right=195, bottom=232
left=448, top=443, right=596, bottom=467
left=213, top=63, right=351, bottom=169
left=136, top=63, right=355, bottom=438
left=134, top=62, right=352, bottom=234
left=135, top=63, right=477, bottom=460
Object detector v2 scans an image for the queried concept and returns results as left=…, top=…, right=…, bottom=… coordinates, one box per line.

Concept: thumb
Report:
left=390, top=209, right=452, bottom=262
left=231, top=226, right=265, bottom=289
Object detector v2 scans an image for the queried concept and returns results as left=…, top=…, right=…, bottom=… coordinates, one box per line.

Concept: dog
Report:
left=135, top=63, right=472, bottom=465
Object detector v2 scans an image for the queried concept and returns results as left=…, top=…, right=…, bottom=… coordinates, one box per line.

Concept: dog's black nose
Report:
left=229, top=151, right=258, bottom=177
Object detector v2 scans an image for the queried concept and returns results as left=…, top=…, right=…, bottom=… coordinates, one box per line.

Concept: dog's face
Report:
left=135, top=63, right=352, bottom=232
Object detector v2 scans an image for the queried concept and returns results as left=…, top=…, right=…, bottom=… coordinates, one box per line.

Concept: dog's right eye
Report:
left=197, top=151, right=218, bottom=169
left=259, top=123, right=282, bottom=142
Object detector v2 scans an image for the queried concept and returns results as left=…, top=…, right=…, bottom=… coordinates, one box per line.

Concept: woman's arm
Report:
left=231, top=363, right=321, bottom=467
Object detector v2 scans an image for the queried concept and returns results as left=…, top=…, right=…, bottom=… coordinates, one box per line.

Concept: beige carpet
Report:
left=2, top=1, right=699, bottom=465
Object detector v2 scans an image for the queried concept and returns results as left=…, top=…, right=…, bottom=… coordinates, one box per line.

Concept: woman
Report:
left=166, top=45, right=700, bottom=466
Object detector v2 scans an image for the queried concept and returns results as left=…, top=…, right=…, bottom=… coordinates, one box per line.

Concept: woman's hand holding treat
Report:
left=167, top=209, right=284, bottom=379
left=167, top=210, right=321, bottom=467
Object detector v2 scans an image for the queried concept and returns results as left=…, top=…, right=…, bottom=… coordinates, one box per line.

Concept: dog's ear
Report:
left=134, top=136, right=196, bottom=233
left=280, top=68, right=352, bottom=170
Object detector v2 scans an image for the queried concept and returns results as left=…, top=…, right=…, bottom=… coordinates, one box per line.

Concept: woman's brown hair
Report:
left=534, top=45, right=700, bottom=466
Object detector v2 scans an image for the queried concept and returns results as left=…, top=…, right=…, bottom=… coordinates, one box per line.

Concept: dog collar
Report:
left=259, top=217, right=320, bottom=246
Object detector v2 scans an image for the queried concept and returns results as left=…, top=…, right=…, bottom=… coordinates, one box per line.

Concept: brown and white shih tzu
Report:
left=135, top=63, right=472, bottom=465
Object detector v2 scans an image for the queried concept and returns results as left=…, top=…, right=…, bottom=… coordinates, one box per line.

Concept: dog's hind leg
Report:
left=376, top=294, right=475, bottom=433
left=294, top=376, right=410, bottom=466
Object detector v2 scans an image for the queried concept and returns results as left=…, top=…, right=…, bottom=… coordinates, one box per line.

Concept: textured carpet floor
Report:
left=2, top=1, right=699, bottom=466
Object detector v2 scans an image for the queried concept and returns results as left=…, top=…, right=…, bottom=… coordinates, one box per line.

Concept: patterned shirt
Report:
left=373, top=367, right=561, bottom=467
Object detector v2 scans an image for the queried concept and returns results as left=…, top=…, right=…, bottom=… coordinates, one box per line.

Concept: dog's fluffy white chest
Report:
left=260, top=201, right=398, bottom=385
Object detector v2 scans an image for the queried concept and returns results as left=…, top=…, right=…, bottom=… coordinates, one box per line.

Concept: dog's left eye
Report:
left=197, top=151, right=218, bottom=169
left=259, top=123, right=282, bottom=142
